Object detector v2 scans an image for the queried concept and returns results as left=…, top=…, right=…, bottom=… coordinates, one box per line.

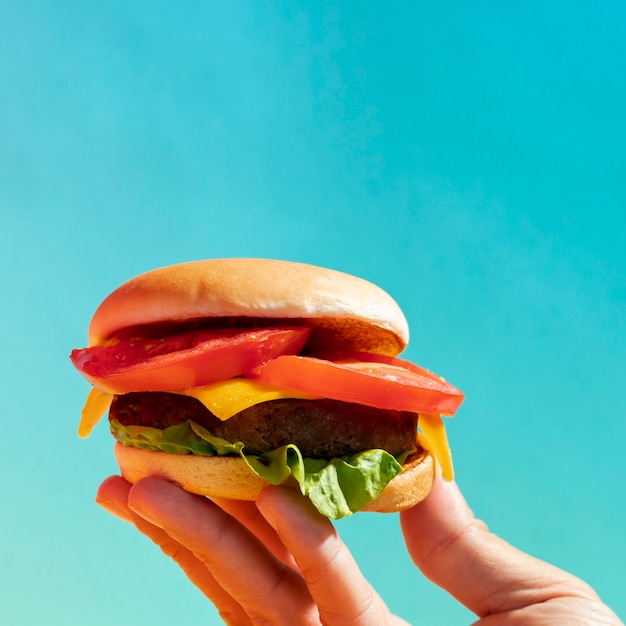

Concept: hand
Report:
left=96, top=472, right=622, bottom=625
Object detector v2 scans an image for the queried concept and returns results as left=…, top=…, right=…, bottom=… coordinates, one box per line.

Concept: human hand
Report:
left=400, top=474, right=622, bottom=625
left=96, top=473, right=622, bottom=625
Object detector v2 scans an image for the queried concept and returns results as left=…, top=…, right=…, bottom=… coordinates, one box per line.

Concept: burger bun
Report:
left=89, top=258, right=409, bottom=356
left=114, top=443, right=434, bottom=514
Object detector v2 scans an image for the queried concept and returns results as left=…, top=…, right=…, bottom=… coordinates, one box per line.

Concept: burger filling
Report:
left=109, top=392, right=419, bottom=458
left=73, top=323, right=461, bottom=519
left=105, top=390, right=424, bottom=519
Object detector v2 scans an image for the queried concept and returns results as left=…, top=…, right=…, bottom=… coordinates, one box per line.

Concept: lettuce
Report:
left=110, top=420, right=410, bottom=519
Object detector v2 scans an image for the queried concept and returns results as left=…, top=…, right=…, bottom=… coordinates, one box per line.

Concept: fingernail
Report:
left=95, top=497, right=133, bottom=524
left=127, top=501, right=165, bottom=529
left=95, top=496, right=116, bottom=512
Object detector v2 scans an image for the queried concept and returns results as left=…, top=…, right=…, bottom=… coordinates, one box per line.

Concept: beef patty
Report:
left=110, top=392, right=419, bottom=458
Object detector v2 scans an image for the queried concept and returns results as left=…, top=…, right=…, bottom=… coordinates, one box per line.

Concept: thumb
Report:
left=399, top=472, right=610, bottom=621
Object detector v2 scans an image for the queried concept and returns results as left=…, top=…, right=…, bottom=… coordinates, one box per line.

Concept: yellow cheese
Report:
left=177, top=379, right=321, bottom=420
left=418, top=413, right=454, bottom=481
left=78, top=388, right=114, bottom=438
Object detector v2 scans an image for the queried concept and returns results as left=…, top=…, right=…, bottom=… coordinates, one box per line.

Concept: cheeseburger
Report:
left=70, top=259, right=464, bottom=519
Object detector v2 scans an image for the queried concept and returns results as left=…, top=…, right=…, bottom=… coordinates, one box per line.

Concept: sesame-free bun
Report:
left=88, top=259, right=409, bottom=356
left=114, top=442, right=434, bottom=514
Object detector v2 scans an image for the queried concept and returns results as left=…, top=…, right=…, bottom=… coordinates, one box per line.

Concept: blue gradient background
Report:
left=1, top=2, right=625, bottom=624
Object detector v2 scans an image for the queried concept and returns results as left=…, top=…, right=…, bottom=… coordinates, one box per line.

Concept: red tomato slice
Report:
left=71, top=327, right=310, bottom=394
left=252, top=354, right=464, bottom=416
left=313, top=349, right=446, bottom=382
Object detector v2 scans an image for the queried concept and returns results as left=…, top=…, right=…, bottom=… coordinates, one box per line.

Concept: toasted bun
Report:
left=89, top=259, right=409, bottom=356
left=114, top=442, right=434, bottom=514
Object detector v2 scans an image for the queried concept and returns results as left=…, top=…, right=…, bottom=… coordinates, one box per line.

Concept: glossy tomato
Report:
left=313, top=349, right=447, bottom=382
left=71, top=327, right=310, bottom=394
left=252, top=354, right=464, bottom=416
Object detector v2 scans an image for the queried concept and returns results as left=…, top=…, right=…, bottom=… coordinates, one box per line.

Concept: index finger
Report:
left=127, top=478, right=320, bottom=626
left=257, top=487, right=404, bottom=626
left=210, top=496, right=299, bottom=570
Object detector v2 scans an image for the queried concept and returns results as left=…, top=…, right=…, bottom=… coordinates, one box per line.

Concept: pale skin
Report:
left=96, top=472, right=622, bottom=626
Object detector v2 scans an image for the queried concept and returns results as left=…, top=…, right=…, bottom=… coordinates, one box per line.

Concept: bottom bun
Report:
left=114, top=442, right=434, bottom=514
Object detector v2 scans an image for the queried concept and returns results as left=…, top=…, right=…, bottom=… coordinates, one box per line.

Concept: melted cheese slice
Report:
left=78, top=388, right=114, bottom=438
left=175, top=379, right=321, bottom=420
left=418, top=412, right=454, bottom=481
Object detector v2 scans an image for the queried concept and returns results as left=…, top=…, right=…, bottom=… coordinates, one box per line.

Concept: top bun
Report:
left=88, top=259, right=409, bottom=356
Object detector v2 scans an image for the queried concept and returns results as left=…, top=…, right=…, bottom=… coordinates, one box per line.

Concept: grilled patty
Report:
left=110, top=392, right=419, bottom=458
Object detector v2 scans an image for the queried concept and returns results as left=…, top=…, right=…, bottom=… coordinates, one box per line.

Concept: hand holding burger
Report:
left=71, top=258, right=464, bottom=519
left=96, top=473, right=623, bottom=625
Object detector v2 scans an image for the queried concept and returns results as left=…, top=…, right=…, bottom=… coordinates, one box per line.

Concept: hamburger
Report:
left=70, top=258, right=464, bottom=519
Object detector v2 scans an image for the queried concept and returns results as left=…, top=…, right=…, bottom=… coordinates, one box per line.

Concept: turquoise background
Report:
left=1, top=2, right=624, bottom=624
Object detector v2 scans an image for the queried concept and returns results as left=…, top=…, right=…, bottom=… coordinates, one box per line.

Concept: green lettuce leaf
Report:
left=110, top=419, right=410, bottom=519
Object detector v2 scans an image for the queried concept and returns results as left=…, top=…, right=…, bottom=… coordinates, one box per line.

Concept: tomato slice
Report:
left=71, top=327, right=310, bottom=394
left=313, top=349, right=447, bottom=382
left=252, top=354, right=464, bottom=416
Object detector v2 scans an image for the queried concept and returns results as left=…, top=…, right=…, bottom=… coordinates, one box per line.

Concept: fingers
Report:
left=97, top=477, right=402, bottom=626
left=96, top=476, right=252, bottom=625
left=257, top=486, right=397, bottom=626
left=400, top=472, right=605, bottom=619
left=96, top=475, right=135, bottom=523
left=97, top=474, right=621, bottom=625
left=210, top=496, right=299, bottom=570
left=126, top=478, right=320, bottom=626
